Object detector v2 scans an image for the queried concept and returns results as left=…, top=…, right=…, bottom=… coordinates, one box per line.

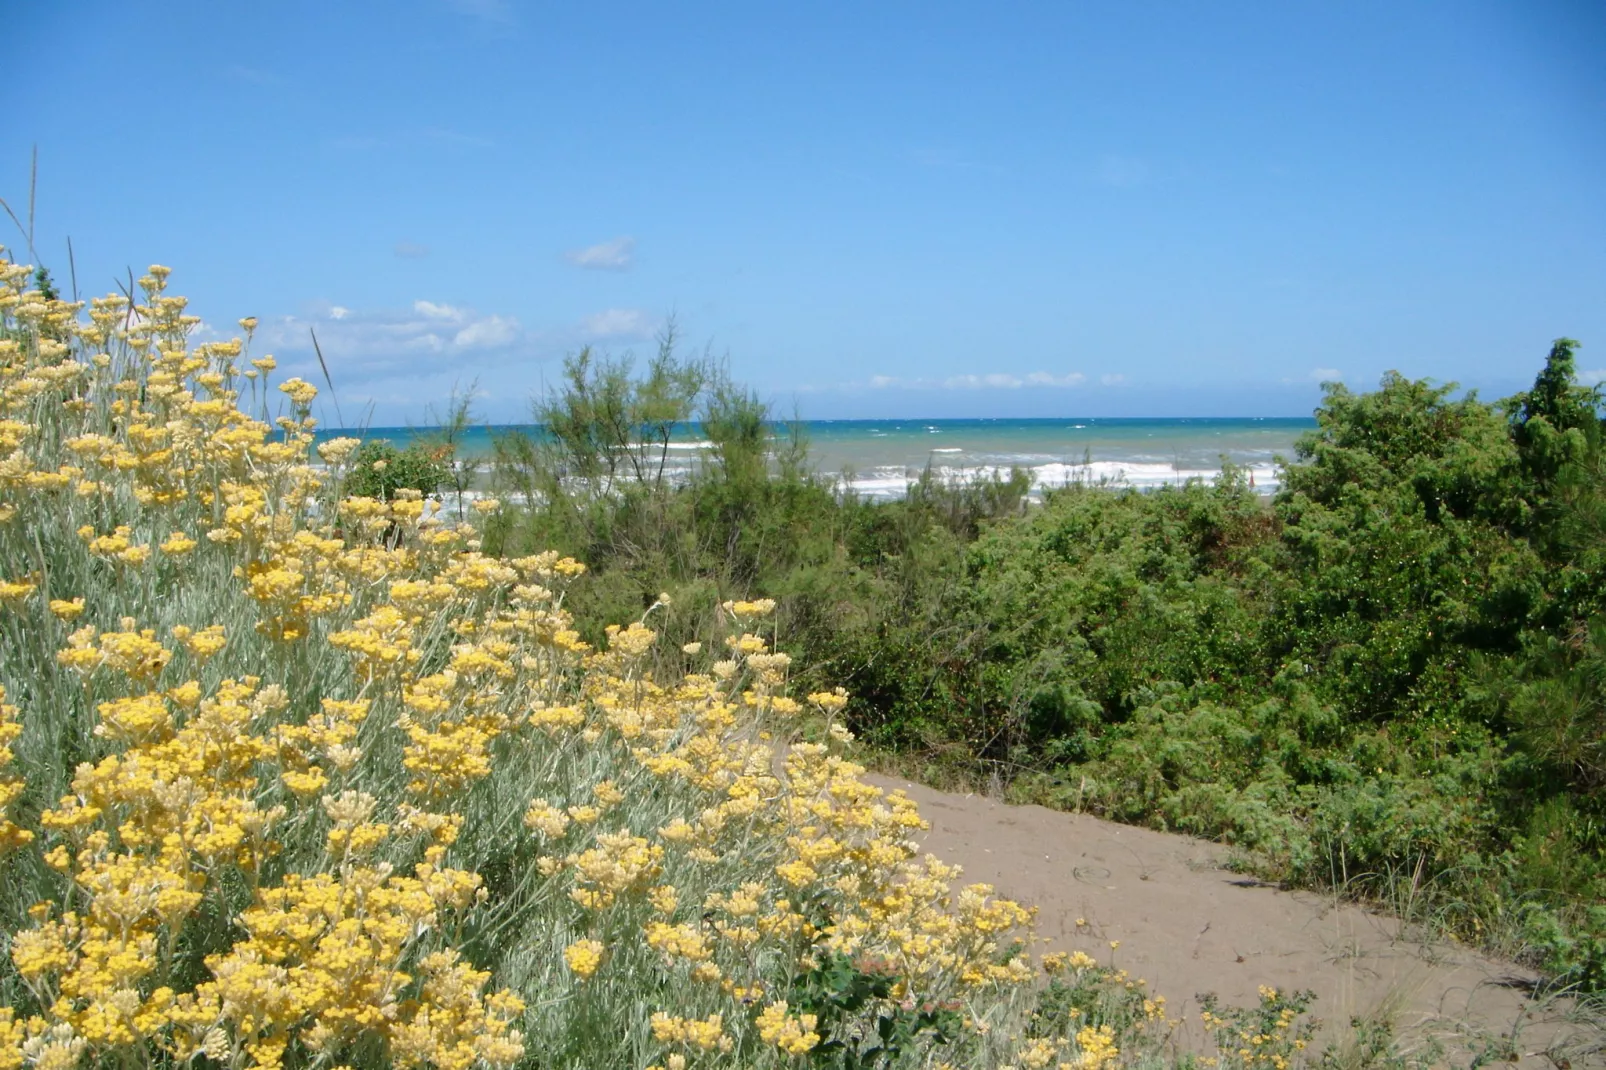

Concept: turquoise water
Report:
left=316, top=417, right=1316, bottom=497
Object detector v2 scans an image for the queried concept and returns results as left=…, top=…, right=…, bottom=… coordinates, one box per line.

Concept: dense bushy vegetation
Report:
left=487, top=341, right=1605, bottom=994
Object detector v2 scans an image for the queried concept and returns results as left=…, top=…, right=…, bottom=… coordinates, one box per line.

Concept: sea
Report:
left=315, top=417, right=1316, bottom=499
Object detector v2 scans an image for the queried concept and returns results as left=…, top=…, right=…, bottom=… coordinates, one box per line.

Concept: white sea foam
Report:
left=839, top=461, right=1281, bottom=501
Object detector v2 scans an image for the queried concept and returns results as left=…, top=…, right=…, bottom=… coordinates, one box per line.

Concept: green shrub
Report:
left=344, top=437, right=449, bottom=500
left=485, top=337, right=1606, bottom=993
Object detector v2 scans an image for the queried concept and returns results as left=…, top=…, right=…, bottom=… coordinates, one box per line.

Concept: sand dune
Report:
left=868, top=775, right=1604, bottom=1067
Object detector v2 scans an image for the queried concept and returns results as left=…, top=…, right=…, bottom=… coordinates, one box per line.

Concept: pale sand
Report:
left=867, top=775, right=1604, bottom=1067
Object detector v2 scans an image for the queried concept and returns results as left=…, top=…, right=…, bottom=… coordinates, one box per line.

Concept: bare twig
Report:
left=309, top=327, right=345, bottom=428
left=114, top=268, right=136, bottom=331
left=0, top=197, right=30, bottom=261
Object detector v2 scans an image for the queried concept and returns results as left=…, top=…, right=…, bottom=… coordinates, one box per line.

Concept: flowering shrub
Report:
left=0, top=254, right=1226, bottom=1070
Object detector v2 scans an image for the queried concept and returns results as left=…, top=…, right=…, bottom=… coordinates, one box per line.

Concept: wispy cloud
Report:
left=565, top=236, right=636, bottom=271
left=869, top=371, right=1086, bottom=390
left=579, top=308, right=656, bottom=339
left=1025, top=372, right=1085, bottom=387
left=1579, top=368, right=1606, bottom=386
left=393, top=241, right=430, bottom=259
left=452, top=316, right=519, bottom=348
left=413, top=300, right=462, bottom=321
left=1100, top=373, right=1126, bottom=386
left=243, top=297, right=684, bottom=425
left=1280, top=367, right=1344, bottom=386
left=258, top=299, right=525, bottom=370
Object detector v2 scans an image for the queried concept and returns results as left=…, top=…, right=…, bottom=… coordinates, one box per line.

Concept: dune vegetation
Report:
left=0, top=259, right=1374, bottom=1070
left=475, top=334, right=1605, bottom=1002
left=3, top=249, right=1601, bottom=1070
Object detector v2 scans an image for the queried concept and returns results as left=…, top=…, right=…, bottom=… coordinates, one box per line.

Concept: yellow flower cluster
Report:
left=0, top=258, right=527, bottom=1070
left=561, top=939, right=605, bottom=980
left=753, top=1002, right=820, bottom=1056
left=0, top=685, right=33, bottom=851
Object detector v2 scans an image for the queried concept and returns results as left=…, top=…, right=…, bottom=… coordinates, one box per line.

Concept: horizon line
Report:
left=315, top=414, right=1324, bottom=433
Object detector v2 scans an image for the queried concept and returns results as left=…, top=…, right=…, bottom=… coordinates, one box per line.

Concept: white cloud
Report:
left=1027, top=371, right=1086, bottom=387
left=413, top=300, right=465, bottom=322
left=565, top=236, right=636, bottom=271
left=868, top=371, right=1085, bottom=390
left=1309, top=367, right=1342, bottom=381
left=258, top=299, right=523, bottom=369
left=580, top=308, right=656, bottom=339
left=393, top=241, right=430, bottom=259
left=1580, top=368, right=1606, bottom=386
left=1100, top=373, right=1125, bottom=386
left=453, top=315, right=518, bottom=349
left=945, top=374, right=1019, bottom=389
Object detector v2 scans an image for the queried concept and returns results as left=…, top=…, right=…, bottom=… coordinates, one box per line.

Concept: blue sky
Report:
left=11, top=1, right=1606, bottom=424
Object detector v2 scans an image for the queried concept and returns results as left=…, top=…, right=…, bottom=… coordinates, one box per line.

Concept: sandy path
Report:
left=868, top=775, right=1602, bottom=1067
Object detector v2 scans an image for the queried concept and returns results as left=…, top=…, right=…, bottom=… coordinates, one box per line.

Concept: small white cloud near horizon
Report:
left=258, top=298, right=524, bottom=368
left=565, top=236, right=636, bottom=271
left=1101, top=373, right=1126, bottom=386
left=1580, top=368, right=1606, bottom=386
left=413, top=300, right=464, bottom=322
left=393, top=241, right=430, bottom=259
left=580, top=308, right=656, bottom=339
left=868, top=371, right=1085, bottom=391
left=453, top=316, right=519, bottom=349
left=1310, top=367, right=1342, bottom=381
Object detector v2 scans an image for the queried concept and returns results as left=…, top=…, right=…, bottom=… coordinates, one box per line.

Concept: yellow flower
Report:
left=278, top=377, right=318, bottom=406
left=523, top=799, right=570, bottom=839
left=0, top=577, right=36, bottom=604
left=159, top=531, right=197, bottom=555
left=563, top=939, right=605, bottom=979
left=317, top=436, right=361, bottom=464
left=650, top=1012, right=729, bottom=1052
left=49, top=597, right=86, bottom=620
left=754, top=1002, right=820, bottom=1056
